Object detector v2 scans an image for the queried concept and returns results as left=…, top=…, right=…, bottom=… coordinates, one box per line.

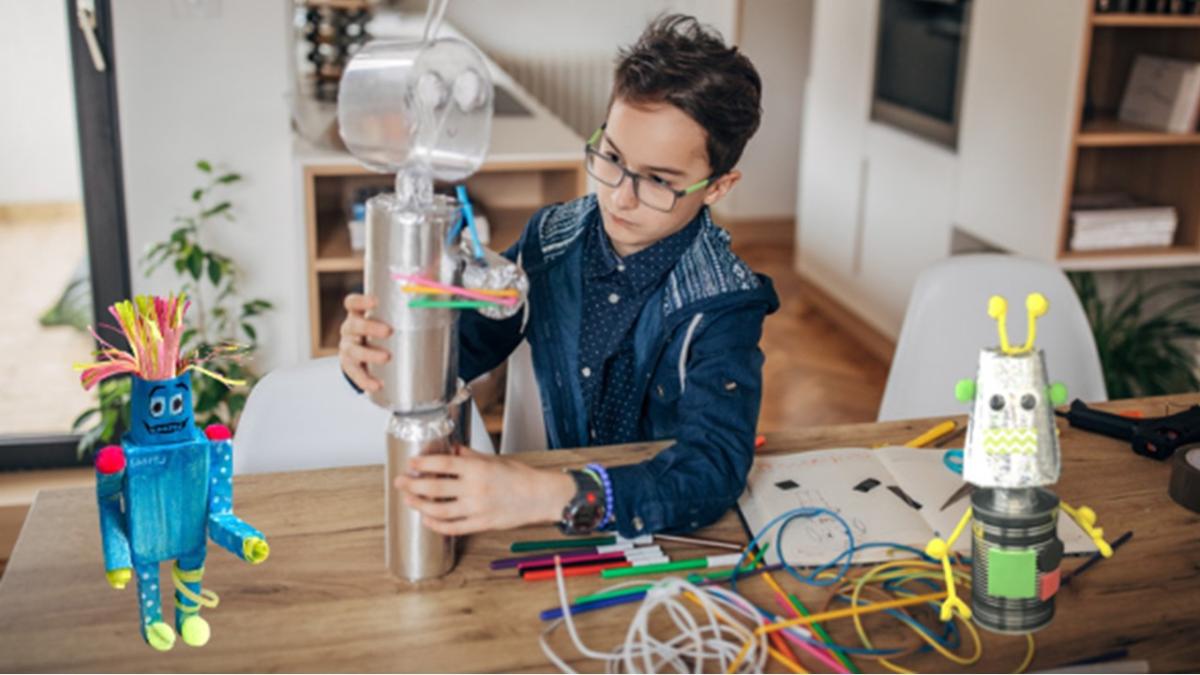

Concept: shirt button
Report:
left=617, top=264, right=626, bottom=272
left=608, top=293, right=620, bottom=304
left=581, top=367, right=592, bottom=378
left=632, top=515, right=645, bottom=532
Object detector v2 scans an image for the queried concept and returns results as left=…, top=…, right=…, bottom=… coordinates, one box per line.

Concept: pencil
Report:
left=1061, top=530, right=1132, bottom=586
left=904, top=420, right=958, bottom=448
left=653, top=532, right=746, bottom=552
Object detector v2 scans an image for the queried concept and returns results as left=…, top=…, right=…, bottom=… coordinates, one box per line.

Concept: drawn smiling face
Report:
left=128, top=372, right=197, bottom=446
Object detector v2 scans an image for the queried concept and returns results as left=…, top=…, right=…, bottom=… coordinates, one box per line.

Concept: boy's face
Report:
left=594, top=98, right=740, bottom=257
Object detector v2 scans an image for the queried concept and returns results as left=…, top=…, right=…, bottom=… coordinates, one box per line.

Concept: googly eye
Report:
left=1021, top=393, right=1037, bottom=410
left=452, top=69, right=485, bottom=111
left=989, top=394, right=1005, bottom=411
left=416, top=72, right=447, bottom=109
left=169, top=393, right=185, bottom=415
left=150, top=396, right=166, bottom=418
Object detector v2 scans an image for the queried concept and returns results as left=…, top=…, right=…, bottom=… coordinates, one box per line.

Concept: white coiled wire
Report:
left=538, top=559, right=772, bottom=673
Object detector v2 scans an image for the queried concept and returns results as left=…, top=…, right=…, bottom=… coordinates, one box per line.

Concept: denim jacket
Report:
left=459, top=194, right=780, bottom=537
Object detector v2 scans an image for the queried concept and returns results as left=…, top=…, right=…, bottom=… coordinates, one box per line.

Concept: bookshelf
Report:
left=1058, top=7, right=1200, bottom=268
left=1092, top=13, right=1200, bottom=28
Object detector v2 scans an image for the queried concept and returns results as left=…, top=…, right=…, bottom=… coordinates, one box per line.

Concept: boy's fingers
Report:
left=344, top=293, right=377, bottom=312
left=423, top=515, right=485, bottom=536
left=407, top=495, right=466, bottom=520
left=342, top=340, right=391, bottom=365
left=398, top=476, right=460, bottom=499
left=341, top=315, right=392, bottom=340
left=408, top=454, right=459, bottom=475
left=340, top=358, right=382, bottom=392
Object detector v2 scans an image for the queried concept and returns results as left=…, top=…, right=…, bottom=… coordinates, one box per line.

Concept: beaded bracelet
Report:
left=585, top=462, right=614, bottom=528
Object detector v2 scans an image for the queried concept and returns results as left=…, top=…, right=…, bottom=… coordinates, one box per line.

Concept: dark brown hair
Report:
left=612, top=14, right=762, bottom=178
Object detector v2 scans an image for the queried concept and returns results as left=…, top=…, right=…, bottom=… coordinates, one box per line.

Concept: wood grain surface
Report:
left=0, top=395, right=1197, bottom=672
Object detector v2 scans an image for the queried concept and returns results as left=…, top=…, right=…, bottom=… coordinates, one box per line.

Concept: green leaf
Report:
left=71, top=407, right=100, bottom=431
left=101, top=408, right=117, bottom=440
left=242, top=322, right=257, bottom=342
left=192, top=188, right=204, bottom=202
left=196, top=160, right=212, bottom=173
left=187, top=248, right=203, bottom=280
left=202, top=201, right=231, bottom=218
left=217, top=173, right=242, bottom=184
left=207, top=255, right=223, bottom=286
left=226, top=392, right=248, bottom=419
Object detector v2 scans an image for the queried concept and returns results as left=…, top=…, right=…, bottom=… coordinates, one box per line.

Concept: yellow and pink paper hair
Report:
left=75, top=293, right=242, bottom=389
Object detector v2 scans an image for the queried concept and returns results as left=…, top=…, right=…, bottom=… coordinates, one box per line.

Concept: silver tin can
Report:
left=385, top=386, right=471, bottom=581
left=364, top=193, right=461, bottom=413
left=970, top=487, right=1062, bottom=634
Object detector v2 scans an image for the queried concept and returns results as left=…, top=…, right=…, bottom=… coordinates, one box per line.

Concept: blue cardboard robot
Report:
left=79, top=295, right=268, bottom=650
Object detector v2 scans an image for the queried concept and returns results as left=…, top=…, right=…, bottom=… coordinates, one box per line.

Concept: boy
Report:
left=340, top=14, right=778, bottom=538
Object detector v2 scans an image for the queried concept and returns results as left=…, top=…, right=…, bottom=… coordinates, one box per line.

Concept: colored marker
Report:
left=601, top=553, right=744, bottom=579
left=522, top=560, right=629, bottom=582
left=510, top=535, right=616, bottom=553
left=539, top=591, right=648, bottom=621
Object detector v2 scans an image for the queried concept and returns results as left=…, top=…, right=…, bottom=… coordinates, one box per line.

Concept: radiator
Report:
left=496, top=52, right=614, bottom=138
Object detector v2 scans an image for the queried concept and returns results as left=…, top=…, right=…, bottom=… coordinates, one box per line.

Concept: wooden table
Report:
left=1, top=394, right=1198, bottom=672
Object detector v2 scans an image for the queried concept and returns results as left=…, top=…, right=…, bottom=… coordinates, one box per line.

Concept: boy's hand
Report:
left=395, top=452, right=577, bottom=535
left=339, top=293, right=393, bottom=393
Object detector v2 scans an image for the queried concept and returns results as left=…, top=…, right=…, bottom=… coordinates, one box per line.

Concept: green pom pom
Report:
left=180, top=615, right=211, bottom=647
left=243, top=537, right=270, bottom=564
left=1049, top=382, right=1068, bottom=406
left=145, top=621, right=176, bottom=651
left=955, top=379, right=976, bottom=403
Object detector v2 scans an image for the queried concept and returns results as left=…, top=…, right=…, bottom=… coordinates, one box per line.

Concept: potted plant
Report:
left=72, top=161, right=273, bottom=456
left=1070, top=270, right=1200, bottom=399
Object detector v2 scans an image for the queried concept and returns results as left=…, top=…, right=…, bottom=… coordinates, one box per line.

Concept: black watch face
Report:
left=571, top=503, right=602, bottom=529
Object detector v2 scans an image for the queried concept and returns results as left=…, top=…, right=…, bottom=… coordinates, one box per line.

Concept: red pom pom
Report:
left=204, top=424, right=232, bottom=441
left=95, top=445, right=126, bottom=475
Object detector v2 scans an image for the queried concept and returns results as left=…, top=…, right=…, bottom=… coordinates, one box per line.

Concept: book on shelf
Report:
left=1070, top=193, right=1177, bottom=251
left=1103, top=0, right=1200, bottom=13
left=1118, top=54, right=1200, bottom=134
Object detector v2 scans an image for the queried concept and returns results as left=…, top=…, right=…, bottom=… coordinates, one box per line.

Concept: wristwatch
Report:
left=558, top=469, right=607, bottom=535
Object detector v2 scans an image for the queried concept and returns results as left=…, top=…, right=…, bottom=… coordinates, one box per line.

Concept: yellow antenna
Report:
left=1021, top=292, right=1048, bottom=353
left=988, top=295, right=1012, bottom=354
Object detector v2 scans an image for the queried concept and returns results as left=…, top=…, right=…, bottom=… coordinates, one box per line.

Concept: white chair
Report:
left=877, top=253, right=1107, bottom=422
left=498, top=340, right=547, bottom=454
left=233, top=357, right=495, bottom=475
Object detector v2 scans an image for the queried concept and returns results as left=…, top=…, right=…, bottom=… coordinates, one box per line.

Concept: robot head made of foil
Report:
left=959, top=293, right=1068, bottom=488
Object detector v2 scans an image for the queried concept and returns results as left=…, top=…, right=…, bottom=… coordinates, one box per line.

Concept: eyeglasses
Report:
left=584, top=127, right=711, bottom=213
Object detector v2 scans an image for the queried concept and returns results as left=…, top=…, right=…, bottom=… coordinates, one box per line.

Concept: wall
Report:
left=0, top=1, right=82, bottom=204
left=113, top=0, right=301, bottom=371
left=724, top=0, right=810, bottom=221
left=440, top=0, right=808, bottom=221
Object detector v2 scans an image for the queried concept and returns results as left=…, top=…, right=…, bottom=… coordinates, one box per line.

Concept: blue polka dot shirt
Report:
left=579, top=213, right=702, bottom=445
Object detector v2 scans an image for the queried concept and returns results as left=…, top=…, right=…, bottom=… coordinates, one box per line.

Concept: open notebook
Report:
left=736, top=446, right=1095, bottom=567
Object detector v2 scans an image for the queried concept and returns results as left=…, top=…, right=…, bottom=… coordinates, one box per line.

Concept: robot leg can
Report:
left=385, top=386, right=472, bottom=581
left=970, top=487, right=1064, bottom=634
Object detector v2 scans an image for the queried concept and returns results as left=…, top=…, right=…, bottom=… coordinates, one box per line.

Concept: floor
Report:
left=731, top=233, right=890, bottom=431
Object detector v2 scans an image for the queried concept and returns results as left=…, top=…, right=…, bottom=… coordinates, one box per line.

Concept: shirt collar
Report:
left=584, top=207, right=705, bottom=291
